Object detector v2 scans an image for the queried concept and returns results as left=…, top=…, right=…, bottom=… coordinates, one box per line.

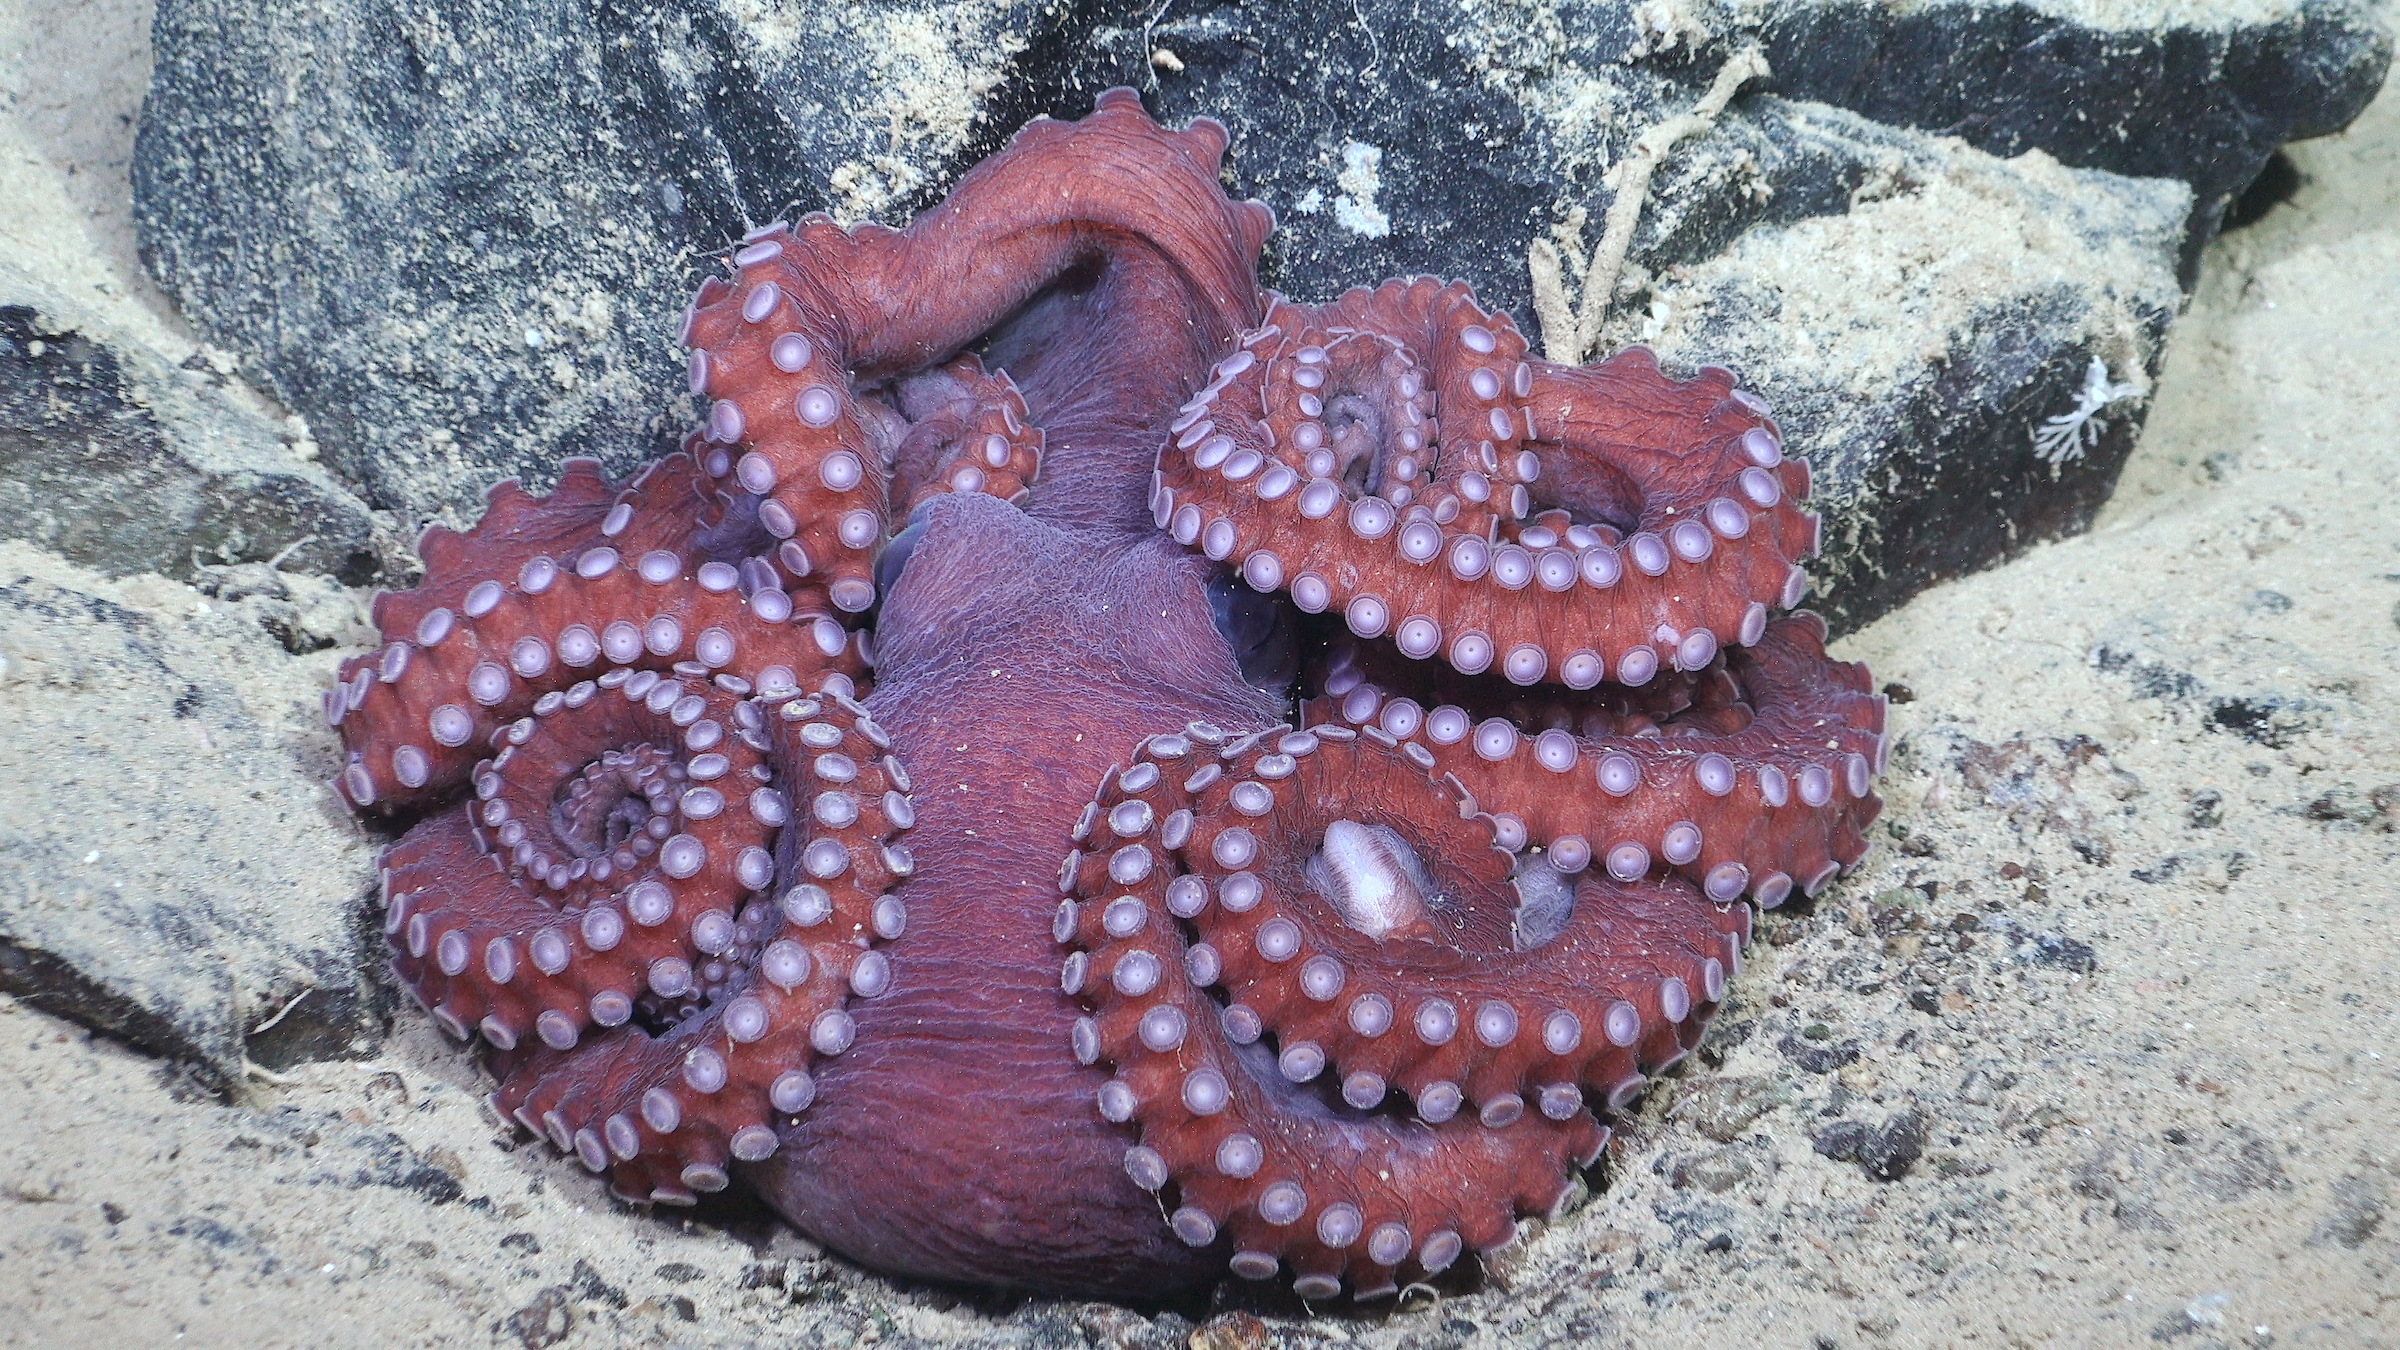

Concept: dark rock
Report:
left=2304, top=783, right=2400, bottom=829
left=2021, top=931, right=2098, bottom=974
left=1695, top=1014, right=1757, bottom=1067
left=191, top=562, right=365, bottom=655
left=1779, top=1031, right=1861, bottom=1074
left=0, top=572, right=381, bottom=1092
left=570, top=1260, right=629, bottom=1309
left=1046, top=0, right=2385, bottom=299
left=1956, top=1066, right=2016, bottom=1107
left=132, top=0, right=2386, bottom=631
left=133, top=0, right=1064, bottom=524
left=1812, top=1119, right=1871, bottom=1161
left=0, top=262, right=392, bottom=584
left=1074, top=1, right=2371, bottom=629
left=1189, top=1312, right=1269, bottom=1350
left=2092, top=614, right=2333, bottom=747
left=2209, top=695, right=2321, bottom=747
left=506, top=1286, right=575, bottom=1349
left=339, top=1131, right=467, bottom=1205
left=1869, top=890, right=1929, bottom=932
left=2131, top=854, right=2185, bottom=884
left=1631, top=119, right=2185, bottom=633
left=2192, top=1127, right=2293, bottom=1201
left=1858, top=1107, right=1928, bottom=1180
left=1073, top=1303, right=1180, bottom=1350
left=1743, top=0, right=2391, bottom=271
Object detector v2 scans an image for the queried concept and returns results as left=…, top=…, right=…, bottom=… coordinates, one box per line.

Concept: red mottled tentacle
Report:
left=337, top=91, right=1288, bottom=1288
left=1058, top=725, right=1754, bottom=1299
left=371, top=455, right=720, bottom=642
left=384, top=676, right=773, bottom=1050
left=329, top=452, right=867, bottom=812
left=1520, top=348, right=1821, bottom=653
left=1153, top=281, right=1816, bottom=685
left=678, top=88, right=1271, bottom=616
left=1304, top=614, right=1887, bottom=908
left=886, top=356, right=1047, bottom=510
left=1134, top=269, right=1878, bottom=1300
left=380, top=680, right=916, bottom=1205
left=682, top=257, right=894, bottom=617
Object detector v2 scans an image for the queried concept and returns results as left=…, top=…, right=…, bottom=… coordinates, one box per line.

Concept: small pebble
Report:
left=1859, top=1107, right=1929, bottom=1180
left=1812, top=1120, right=1870, bottom=1162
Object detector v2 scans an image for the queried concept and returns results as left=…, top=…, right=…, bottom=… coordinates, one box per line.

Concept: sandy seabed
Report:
left=1, top=1, right=2395, bottom=1346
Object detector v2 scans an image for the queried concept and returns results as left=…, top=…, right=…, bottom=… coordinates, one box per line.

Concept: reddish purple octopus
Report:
left=327, top=90, right=1885, bottom=1301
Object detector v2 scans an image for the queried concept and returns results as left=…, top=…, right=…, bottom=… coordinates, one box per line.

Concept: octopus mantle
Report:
left=329, top=90, right=1885, bottom=1302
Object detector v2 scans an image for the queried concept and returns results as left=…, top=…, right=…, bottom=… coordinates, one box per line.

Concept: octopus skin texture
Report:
left=329, top=89, right=1886, bottom=1302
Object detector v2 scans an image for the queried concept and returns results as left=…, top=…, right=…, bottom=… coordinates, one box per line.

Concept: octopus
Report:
left=327, top=90, right=1885, bottom=1302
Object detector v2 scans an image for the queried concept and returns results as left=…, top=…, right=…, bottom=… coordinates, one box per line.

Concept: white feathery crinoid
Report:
left=2032, top=356, right=2145, bottom=465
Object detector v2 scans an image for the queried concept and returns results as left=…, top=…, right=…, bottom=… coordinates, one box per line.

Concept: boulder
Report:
left=131, top=0, right=2387, bottom=629
left=0, top=558, right=384, bottom=1092
left=0, top=261, right=391, bottom=585
left=132, top=0, right=1062, bottom=521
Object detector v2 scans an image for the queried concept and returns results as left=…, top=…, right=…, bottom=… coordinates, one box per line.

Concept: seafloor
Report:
left=2, top=1, right=2396, bottom=1347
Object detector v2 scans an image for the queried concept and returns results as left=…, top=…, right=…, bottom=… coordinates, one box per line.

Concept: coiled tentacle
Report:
left=383, top=674, right=778, bottom=1049
left=1139, top=257, right=1882, bottom=1296
left=383, top=679, right=916, bottom=1204
left=1152, top=281, right=1817, bottom=686
left=885, top=355, right=1047, bottom=510
left=329, top=453, right=867, bottom=812
left=1058, top=724, right=1765, bottom=1299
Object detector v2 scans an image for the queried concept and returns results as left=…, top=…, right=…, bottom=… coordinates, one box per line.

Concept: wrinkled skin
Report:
left=764, top=500, right=1275, bottom=1294
left=757, top=94, right=1284, bottom=1294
